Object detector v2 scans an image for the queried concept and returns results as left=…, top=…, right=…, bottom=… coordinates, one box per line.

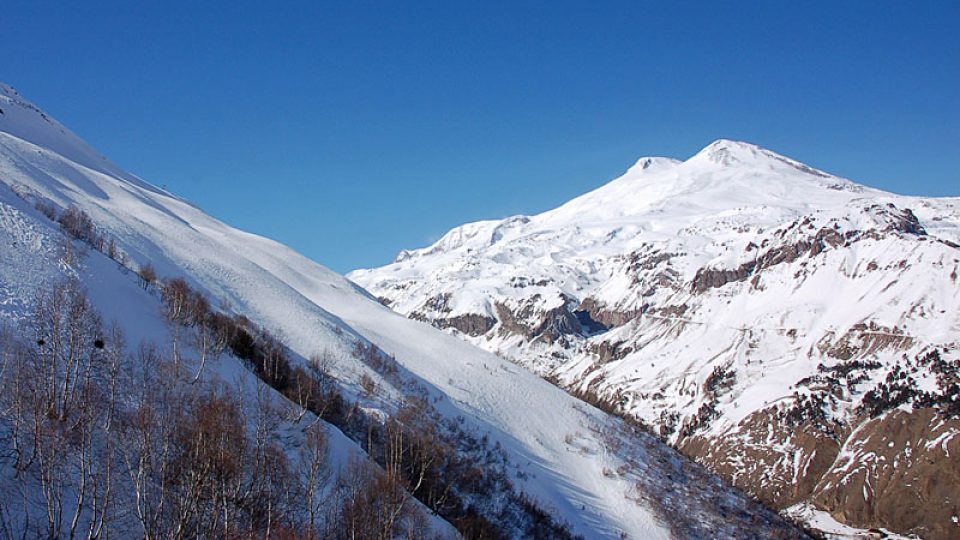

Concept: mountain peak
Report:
left=687, top=139, right=842, bottom=183
left=690, top=139, right=770, bottom=166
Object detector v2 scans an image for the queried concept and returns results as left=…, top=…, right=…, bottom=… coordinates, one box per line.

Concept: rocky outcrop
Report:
left=410, top=293, right=497, bottom=336
left=436, top=313, right=497, bottom=336
left=680, top=409, right=843, bottom=509
left=586, top=339, right=634, bottom=363
left=682, top=406, right=960, bottom=539
left=876, top=204, right=927, bottom=236
left=819, top=322, right=914, bottom=361
left=495, top=298, right=581, bottom=344
left=576, top=297, right=638, bottom=328
left=626, top=249, right=682, bottom=296
left=814, top=408, right=959, bottom=540
left=690, top=263, right=756, bottom=294
left=690, top=226, right=847, bottom=293
left=421, top=292, right=453, bottom=313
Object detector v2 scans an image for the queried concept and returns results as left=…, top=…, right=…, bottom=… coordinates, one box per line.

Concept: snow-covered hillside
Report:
left=351, top=139, right=960, bottom=538
left=0, top=84, right=811, bottom=538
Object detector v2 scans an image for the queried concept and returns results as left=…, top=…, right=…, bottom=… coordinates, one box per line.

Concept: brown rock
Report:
left=813, top=408, right=960, bottom=540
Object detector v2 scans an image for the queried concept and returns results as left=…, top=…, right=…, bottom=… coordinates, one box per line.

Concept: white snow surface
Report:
left=783, top=504, right=912, bottom=540
left=0, top=83, right=709, bottom=538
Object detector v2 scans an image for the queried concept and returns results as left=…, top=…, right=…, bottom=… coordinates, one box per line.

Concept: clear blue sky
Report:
left=3, top=1, right=958, bottom=272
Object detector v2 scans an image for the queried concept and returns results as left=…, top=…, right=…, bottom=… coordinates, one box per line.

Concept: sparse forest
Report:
left=0, top=271, right=578, bottom=539
left=0, top=189, right=587, bottom=539
left=0, top=280, right=376, bottom=538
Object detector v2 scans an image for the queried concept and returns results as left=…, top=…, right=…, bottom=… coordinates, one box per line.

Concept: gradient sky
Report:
left=3, top=1, right=958, bottom=272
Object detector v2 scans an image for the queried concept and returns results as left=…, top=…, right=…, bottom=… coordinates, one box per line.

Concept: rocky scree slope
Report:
left=350, top=140, right=960, bottom=539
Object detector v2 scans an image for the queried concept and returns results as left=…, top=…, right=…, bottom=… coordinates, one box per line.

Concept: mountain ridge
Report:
left=381, top=138, right=900, bottom=269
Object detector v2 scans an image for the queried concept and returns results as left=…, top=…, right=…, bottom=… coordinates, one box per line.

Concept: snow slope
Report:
left=0, top=83, right=806, bottom=538
left=0, top=151, right=466, bottom=539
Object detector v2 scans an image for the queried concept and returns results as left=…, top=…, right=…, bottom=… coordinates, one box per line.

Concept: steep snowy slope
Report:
left=0, top=176, right=463, bottom=537
left=352, top=139, right=960, bottom=538
left=0, top=84, right=808, bottom=538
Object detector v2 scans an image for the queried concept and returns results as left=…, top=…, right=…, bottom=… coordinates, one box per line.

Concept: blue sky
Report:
left=3, top=1, right=958, bottom=272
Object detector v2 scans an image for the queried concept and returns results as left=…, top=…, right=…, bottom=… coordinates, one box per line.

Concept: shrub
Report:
left=57, top=205, right=103, bottom=249
left=359, top=373, right=378, bottom=395
left=137, top=263, right=157, bottom=289
left=34, top=200, right=58, bottom=220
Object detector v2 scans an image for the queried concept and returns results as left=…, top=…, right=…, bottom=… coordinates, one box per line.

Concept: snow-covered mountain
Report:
left=351, top=139, right=960, bottom=538
left=0, top=84, right=814, bottom=538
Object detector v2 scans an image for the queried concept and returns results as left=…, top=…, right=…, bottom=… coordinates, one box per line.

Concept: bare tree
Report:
left=137, top=263, right=157, bottom=290
left=119, top=346, right=179, bottom=540
left=188, top=294, right=228, bottom=383
left=334, top=456, right=414, bottom=540
left=31, top=280, right=103, bottom=422
left=105, top=237, right=118, bottom=261
left=300, top=423, right=331, bottom=537
left=0, top=330, right=33, bottom=473
left=0, top=275, right=461, bottom=539
left=160, top=278, right=192, bottom=323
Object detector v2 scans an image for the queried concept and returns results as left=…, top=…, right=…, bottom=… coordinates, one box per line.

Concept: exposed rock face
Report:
left=435, top=313, right=498, bottom=336
left=680, top=409, right=842, bottom=509
left=683, top=407, right=960, bottom=540
left=495, top=296, right=581, bottom=344
left=813, top=408, right=959, bottom=540
left=407, top=292, right=498, bottom=336
left=691, top=263, right=756, bottom=294
left=576, top=297, right=637, bottom=328
left=587, top=339, right=634, bottom=363
left=877, top=204, right=927, bottom=235
left=691, top=226, right=848, bottom=294
left=821, top=322, right=914, bottom=360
